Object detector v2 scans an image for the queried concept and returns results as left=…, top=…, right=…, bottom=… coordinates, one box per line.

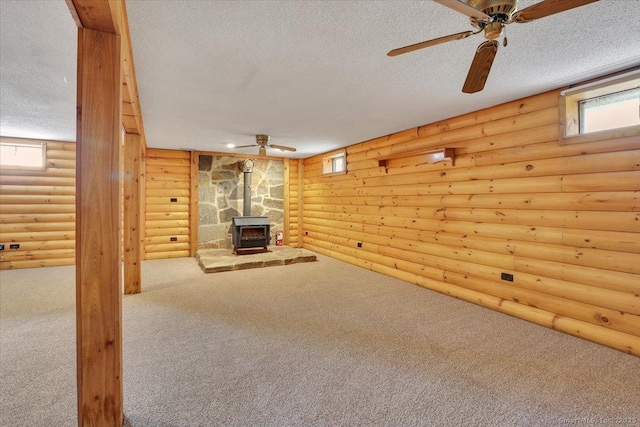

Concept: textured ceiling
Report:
left=0, top=0, right=76, bottom=141
left=1, top=1, right=640, bottom=158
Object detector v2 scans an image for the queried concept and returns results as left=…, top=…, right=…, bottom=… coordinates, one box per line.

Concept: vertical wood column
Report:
left=283, top=158, right=290, bottom=245
left=189, top=151, right=199, bottom=257
left=123, top=133, right=142, bottom=294
left=139, top=139, right=147, bottom=261
left=297, top=159, right=304, bottom=247
left=76, top=27, right=123, bottom=426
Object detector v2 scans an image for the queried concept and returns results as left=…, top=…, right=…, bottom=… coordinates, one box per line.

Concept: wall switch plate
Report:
left=357, top=242, right=363, bottom=248
left=170, top=198, right=177, bottom=202
left=501, top=272, right=514, bottom=282
left=170, top=237, right=177, bottom=242
left=9, top=244, right=20, bottom=250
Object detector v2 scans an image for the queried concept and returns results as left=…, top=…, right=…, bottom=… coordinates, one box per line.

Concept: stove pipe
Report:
left=241, top=159, right=255, bottom=216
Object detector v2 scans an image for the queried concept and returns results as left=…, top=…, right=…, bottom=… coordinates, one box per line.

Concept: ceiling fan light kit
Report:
left=389, top=0, right=600, bottom=93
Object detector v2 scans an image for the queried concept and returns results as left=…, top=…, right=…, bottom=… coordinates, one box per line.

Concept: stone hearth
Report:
left=196, top=246, right=317, bottom=273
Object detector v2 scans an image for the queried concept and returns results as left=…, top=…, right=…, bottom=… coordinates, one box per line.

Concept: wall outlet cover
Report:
left=501, top=272, right=514, bottom=282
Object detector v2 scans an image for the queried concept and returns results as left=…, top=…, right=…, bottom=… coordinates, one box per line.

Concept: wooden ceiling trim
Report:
left=118, top=2, right=145, bottom=138
left=67, top=0, right=146, bottom=141
left=65, top=0, right=116, bottom=33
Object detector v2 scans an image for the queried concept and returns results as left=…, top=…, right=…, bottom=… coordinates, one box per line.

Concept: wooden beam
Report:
left=297, top=159, right=304, bottom=247
left=66, top=0, right=116, bottom=33
left=75, top=27, right=122, bottom=426
left=139, top=138, right=147, bottom=260
left=123, top=133, right=141, bottom=294
left=67, top=0, right=147, bottom=139
left=283, top=159, right=290, bottom=245
left=189, top=151, right=199, bottom=257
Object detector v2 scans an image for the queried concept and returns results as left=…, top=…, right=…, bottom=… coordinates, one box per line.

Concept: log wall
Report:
left=144, top=148, right=191, bottom=259
left=302, top=89, right=640, bottom=355
left=288, top=159, right=302, bottom=247
left=0, top=139, right=76, bottom=269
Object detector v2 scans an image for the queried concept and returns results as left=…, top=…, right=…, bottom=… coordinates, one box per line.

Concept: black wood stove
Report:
left=231, top=159, right=271, bottom=255
left=232, top=216, right=271, bottom=254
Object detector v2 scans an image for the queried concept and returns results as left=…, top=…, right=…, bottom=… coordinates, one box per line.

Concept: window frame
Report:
left=558, top=68, right=640, bottom=145
left=0, top=138, right=47, bottom=171
left=322, top=149, right=347, bottom=176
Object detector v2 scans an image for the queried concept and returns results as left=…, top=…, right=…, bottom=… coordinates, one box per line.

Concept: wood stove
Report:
left=232, top=216, right=271, bottom=254
left=231, top=159, right=271, bottom=254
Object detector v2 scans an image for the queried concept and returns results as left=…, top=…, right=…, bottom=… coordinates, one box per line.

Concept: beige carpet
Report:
left=1, top=253, right=639, bottom=426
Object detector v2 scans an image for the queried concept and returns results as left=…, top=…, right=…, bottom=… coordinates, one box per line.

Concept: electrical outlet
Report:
left=357, top=242, right=363, bottom=248
left=501, top=272, right=514, bottom=282
left=170, top=198, right=178, bottom=202
left=0, top=244, right=4, bottom=251
left=170, top=237, right=177, bottom=242
left=9, top=244, right=20, bottom=250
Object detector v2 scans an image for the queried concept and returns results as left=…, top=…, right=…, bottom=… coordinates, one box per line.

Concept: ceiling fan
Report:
left=388, top=0, right=599, bottom=94
left=233, top=134, right=297, bottom=156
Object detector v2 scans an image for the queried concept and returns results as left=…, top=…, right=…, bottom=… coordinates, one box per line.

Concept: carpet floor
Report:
left=1, top=253, right=638, bottom=426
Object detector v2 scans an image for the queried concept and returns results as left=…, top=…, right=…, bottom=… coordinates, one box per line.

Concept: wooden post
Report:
left=189, top=151, right=199, bottom=257
left=283, top=159, right=290, bottom=245
left=75, top=27, right=123, bottom=426
left=139, top=138, right=147, bottom=261
left=123, top=133, right=141, bottom=294
left=297, top=159, right=304, bottom=247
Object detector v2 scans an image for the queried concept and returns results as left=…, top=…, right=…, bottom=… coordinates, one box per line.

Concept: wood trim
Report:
left=189, top=151, right=199, bottom=256
left=321, top=148, right=347, bottom=176
left=379, top=148, right=455, bottom=171
left=66, top=0, right=115, bottom=33
left=123, top=133, right=141, bottom=294
left=67, top=0, right=147, bottom=138
left=297, top=159, right=304, bottom=247
left=559, top=67, right=640, bottom=145
left=559, top=124, right=640, bottom=146
left=117, top=1, right=145, bottom=136
left=75, top=27, right=123, bottom=426
left=139, top=137, right=146, bottom=260
left=283, top=159, right=290, bottom=245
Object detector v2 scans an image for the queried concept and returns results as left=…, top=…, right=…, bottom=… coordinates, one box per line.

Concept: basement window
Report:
left=0, top=139, right=47, bottom=170
left=579, top=88, right=640, bottom=134
left=322, top=149, right=347, bottom=176
left=559, top=69, right=640, bottom=145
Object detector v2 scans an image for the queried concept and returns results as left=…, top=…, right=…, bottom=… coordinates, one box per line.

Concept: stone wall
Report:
left=198, top=155, right=284, bottom=249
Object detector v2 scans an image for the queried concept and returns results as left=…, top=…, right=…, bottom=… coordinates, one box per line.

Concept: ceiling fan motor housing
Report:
left=468, top=0, right=518, bottom=17
left=469, top=0, right=518, bottom=39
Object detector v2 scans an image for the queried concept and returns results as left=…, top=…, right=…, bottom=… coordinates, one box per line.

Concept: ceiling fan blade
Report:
left=433, top=0, right=491, bottom=20
left=462, top=40, right=498, bottom=94
left=233, top=145, right=257, bottom=149
left=387, top=31, right=475, bottom=56
left=512, top=0, right=599, bottom=23
left=270, top=144, right=297, bottom=152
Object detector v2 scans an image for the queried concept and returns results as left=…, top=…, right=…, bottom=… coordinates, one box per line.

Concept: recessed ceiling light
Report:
left=226, top=143, right=235, bottom=148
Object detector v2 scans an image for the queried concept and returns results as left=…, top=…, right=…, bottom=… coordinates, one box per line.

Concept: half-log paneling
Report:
left=302, top=88, right=640, bottom=356
left=287, top=159, right=302, bottom=247
left=0, top=139, right=76, bottom=270
left=144, top=148, right=191, bottom=259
